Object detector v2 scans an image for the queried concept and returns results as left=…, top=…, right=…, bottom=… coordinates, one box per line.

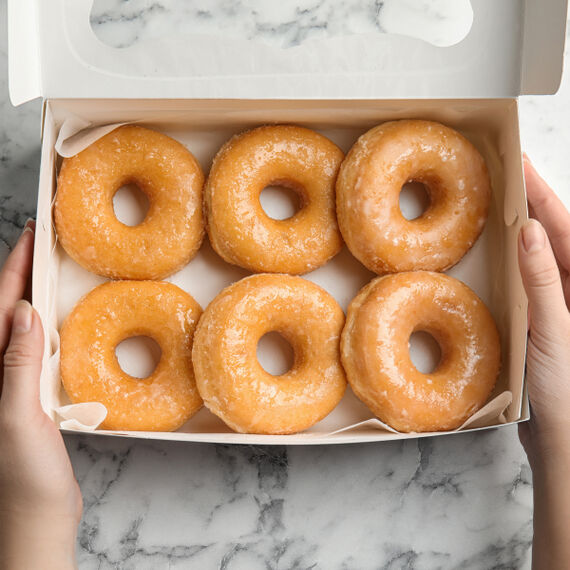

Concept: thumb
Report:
left=518, top=219, right=567, bottom=341
left=1, top=300, right=44, bottom=411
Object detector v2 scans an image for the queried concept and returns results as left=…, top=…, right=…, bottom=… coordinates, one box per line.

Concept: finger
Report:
left=563, top=272, right=570, bottom=307
left=1, top=301, right=44, bottom=411
left=0, top=222, right=35, bottom=353
left=524, top=157, right=570, bottom=272
left=518, top=219, right=568, bottom=341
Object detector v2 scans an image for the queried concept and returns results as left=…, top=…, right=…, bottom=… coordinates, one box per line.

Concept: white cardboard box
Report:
left=7, top=0, right=568, bottom=444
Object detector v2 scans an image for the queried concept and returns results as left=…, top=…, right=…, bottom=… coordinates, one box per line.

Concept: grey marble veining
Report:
left=89, top=0, right=472, bottom=49
left=68, top=432, right=533, bottom=569
left=3, top=0, right=570, bottom=568
left=0, top=0, right=41, bottom=263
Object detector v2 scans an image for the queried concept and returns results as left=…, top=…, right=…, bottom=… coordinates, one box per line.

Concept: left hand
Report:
left=0, top=222, right=81, bottom=569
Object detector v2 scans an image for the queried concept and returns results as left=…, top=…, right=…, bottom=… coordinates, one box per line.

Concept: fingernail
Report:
left=523, top=153, right=532, bottom=165
left=12, top=300, right=33, bottom=334
left=521, top=220, right=546, bottom=253
left=21, top=218, right=35, bottom=236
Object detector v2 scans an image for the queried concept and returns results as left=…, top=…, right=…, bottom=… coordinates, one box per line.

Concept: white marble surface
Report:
left=3, top=0, right=570, bottom=568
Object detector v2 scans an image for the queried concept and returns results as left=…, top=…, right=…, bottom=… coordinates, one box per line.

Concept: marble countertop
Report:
left=2, top=1, right=570, bottom=568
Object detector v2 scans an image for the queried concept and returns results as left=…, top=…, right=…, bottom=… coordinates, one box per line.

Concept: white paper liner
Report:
left=55, top=118, right=129, bottom=157
left=55, top=403, right=107, bottom=431
left=40, top=101, right=527, bottom=441
left=328, top=390, right=512, bottom=436
left=49, top=391, right=512, bottom=434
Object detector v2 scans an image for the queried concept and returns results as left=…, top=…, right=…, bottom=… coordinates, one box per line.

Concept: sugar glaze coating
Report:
left=336, top=120, right=492, bottom=274
left=205, top=125, right=344, bottom=274
left=192, top=274, right=347, bottom=434
left=60, top=281, right=203, bottom=431
left=55, top=125, right=204, bottom=280
left=341, top=272, right=501, bottom=432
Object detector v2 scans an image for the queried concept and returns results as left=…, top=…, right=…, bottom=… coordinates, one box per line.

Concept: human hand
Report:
left=0, top=222, right=81, bottom=569
left=517, top=158, right=570, bottom=570
left=517, top=157, right=570, bottom=463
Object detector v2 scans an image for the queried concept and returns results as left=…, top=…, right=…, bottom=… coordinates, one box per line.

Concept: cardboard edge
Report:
left=34, top=101, right=58, bottom=420
left=504, top=99, right=529, bottom=423
left=60, top=418, right=520, bottom=446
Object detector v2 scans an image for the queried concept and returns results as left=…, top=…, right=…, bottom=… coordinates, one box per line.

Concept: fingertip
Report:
left=523, top=157, right=539, bottom=186
left=523, top=158, right=553, bottom=203
left=7, top=301, right=44, bottom=351
left=1, top=302, right=45, bottom=410
left=19, top=218, right=35, bottom=241
left=1, top=222, right=35, bottom=287
left=517, top=219, right=566, bottom=321
left=9, top=221, right=35, bottom=263
left=519, top=219, right=546, bottom=254
left=11, top=300, right=33, bottom=335
left=517, top=220, right=555, bottom=282
left=24, top=218, right=36, bottom=232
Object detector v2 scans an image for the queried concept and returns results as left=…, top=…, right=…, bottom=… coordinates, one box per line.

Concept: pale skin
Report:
left=0, top=158, right=568, bottom=568
left=518, top=157, right=570, bottom=569
left=0, top=222, right=81, bottom=570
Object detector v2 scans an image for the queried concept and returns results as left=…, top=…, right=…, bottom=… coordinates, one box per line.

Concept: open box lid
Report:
left=8, top=0, right=568, bottom=106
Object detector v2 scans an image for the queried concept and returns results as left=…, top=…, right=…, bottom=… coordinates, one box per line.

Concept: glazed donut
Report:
left=336, top=120, right=491, bottom=274
left=205, top=125, right=344, bottom=274
left=341, top=272, right=500, bottom=432
left=60, top=281, right=203, bottom=431
left=55, top=125, right=204, bottom=280
left=192, top=274, right=347, bottom=434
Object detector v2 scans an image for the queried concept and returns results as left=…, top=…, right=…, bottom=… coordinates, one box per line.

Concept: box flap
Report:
left=521, top=0, right=568, bottom=94
left=8, top=0, right=568, bottom=105
left=8, top=0, right=41, bottom=106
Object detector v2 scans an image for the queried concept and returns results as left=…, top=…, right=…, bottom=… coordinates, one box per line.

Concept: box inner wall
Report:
left=35, top=98, right=527, bottom=443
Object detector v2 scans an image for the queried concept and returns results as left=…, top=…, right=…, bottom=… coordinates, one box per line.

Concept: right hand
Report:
left=517, top=157, right=570, bottom=464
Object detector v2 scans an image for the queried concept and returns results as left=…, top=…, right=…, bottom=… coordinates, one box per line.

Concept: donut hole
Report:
left=260, top=182, right=303, bottom=220
left=409, top=331, right=442, bottom=374
left=256, top=332, right=295, bottom=376
left=113, top=182, right=150, bottom=226
left=115, top=336, right=162, bottom=379
left=399, top=181, right=431, bottom=220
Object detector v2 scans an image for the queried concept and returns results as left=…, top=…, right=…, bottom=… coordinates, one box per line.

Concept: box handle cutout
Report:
left=90, top=0, right=473, bottom=50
